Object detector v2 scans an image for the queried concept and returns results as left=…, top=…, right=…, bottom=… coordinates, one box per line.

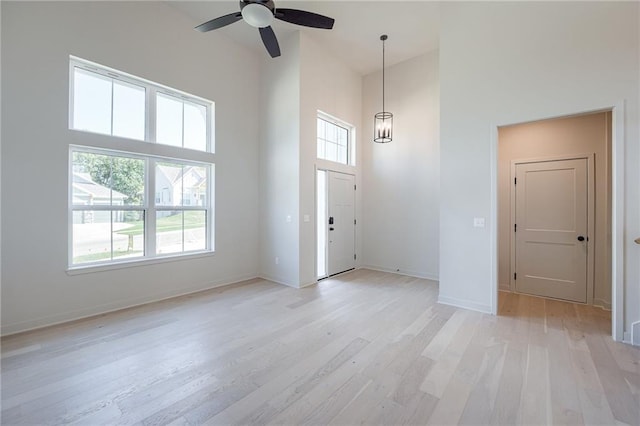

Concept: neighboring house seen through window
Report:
left=69, top=57, right=214, bottom=268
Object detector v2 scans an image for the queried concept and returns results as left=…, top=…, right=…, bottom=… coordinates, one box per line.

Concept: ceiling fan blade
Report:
left=259, top=26, right=281, bottom=58
left=195, top=12, right=243, bottom=32
left=274, top=8, right=334, bottom=29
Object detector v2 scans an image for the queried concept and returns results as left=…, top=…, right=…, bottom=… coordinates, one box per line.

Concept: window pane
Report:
left=72, top=152, right=114, bottom=206
left=110, top=156, right=145, bottom=206
left=326, top=122, right=337, bottom=142
left=184, top=166, right=207, bottom=207
left=338, top=145, right=347, bottom=164
left=184, top=102, right=207, bottom=151
left=156, top=211, right=183, bottom=254
left=156, top=162, right=183, bottom=207
left=72, top=152, right=145, bottom=207
left=113, top=80, right=145, bottom=141
left=112, top=210, right=144, bottom=260
left=72, top=210, right=111, bottom=264
left=156, top=93, right=183, bottom=147
left=317, top=139, right=325, bottom=159
left=184, top=211, right=206, bottom=252
left=73, top=68, right=112, bottom=135
left=326, top=142, right=338, bottom=162
left=337, top=127, right=348, bottom=148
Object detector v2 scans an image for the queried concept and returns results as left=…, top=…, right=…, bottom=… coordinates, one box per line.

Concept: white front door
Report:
left=514, top=158, right=589, bottom=303
left=327, top=171, right=356, bottom=276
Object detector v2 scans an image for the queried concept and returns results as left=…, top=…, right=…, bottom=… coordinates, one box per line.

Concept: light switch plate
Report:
left=303, top=215, right=310, bottom=223
left=473, top=217, right=485, bottom=228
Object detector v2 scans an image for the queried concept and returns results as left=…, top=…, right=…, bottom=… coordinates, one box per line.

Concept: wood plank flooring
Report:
left=2, top=269, right=638, bottom=425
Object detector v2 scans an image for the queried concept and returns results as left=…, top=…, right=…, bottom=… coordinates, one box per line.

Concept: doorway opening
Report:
left=316, top=170, right=356, bottom=280
left=496, top=111, right=613, bottom=334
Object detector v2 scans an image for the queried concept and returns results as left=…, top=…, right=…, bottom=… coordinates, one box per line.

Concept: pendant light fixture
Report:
left=374, top=34, right=392, bottom=143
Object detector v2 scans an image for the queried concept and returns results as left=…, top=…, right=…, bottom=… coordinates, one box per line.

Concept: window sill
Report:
left=66, top=250, right=215, bottom=275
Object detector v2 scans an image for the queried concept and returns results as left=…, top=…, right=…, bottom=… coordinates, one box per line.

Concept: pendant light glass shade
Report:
left=374, top=34, right=392, bottom=143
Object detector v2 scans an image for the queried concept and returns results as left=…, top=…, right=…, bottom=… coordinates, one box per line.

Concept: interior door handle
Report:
left=635, top=237, right=640, bottom=245
left=577, top=236, right=585, bottom=242
left=329, top=227, right=334, bottom=231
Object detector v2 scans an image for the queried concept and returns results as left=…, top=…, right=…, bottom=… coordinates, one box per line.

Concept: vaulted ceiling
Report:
left=168, top=1, right=440, bottom=75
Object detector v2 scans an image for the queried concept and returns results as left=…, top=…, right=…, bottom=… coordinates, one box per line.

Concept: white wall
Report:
left=259, top=32, right=363, bottom=288
left=361, top=52, right=440, bottom=280
left=259, top=33, right=301, bottom=287
left=299, top=33, right=362, bottom=286
left=498, top=112, right=612, bottom=308
left=439, top=2, right=639, bottom=336
left=1, top=1, right=261, bottom=335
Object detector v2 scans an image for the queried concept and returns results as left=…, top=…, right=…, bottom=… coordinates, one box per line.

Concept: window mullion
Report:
left=110, top=80, right=115, bottom=136
left=148, top=86, right=157, bottom=143
left=181, top=102, right=185, bottom=149
left=147, top=158, right=156, bottom=258
left=208, top=165, right=214, bottom=251
left=110, top=211, right=114, bottom=261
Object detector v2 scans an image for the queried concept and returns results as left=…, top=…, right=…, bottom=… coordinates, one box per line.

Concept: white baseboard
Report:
left=1, top=272, right=259, bottom=337
left=438, top=294, right=492, bottom=314
left=359, top=265, right=438, bottom=282
left=593, top=298, right=612, bottom=311
left=258, top=273, right=300, bottom=289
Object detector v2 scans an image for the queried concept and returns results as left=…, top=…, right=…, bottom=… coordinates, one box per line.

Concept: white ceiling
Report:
left=168, top=1, right=440, bottom=75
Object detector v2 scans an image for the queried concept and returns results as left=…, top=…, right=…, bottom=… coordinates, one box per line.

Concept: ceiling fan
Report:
left=195, top=0, right=335, bottom=58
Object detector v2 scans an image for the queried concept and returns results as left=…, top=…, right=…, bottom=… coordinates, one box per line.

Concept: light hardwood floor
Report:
left=2, top=269, right=639, bottom=425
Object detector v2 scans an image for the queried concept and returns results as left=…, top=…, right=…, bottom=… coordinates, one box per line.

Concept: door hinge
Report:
left=514, top=177, right=517, bottom=185
left=354, top=219, right=356, bottom=225
left=354, top=254, right=357, bottom=260
left=514, top=223, right=517, bottom=232
left=514, top=273, right=517, bottom=280
left=354, top=184, right=357, bottom=190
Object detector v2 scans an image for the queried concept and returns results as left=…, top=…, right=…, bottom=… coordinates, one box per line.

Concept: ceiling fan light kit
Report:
left=241, top=3, right=274, bottom=28
left=195, top=0, right=335, bottom=58
left=374, top=34, right=393, bottom=143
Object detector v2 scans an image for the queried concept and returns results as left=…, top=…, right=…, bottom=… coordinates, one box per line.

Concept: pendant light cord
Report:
left=382, top=35, right=386, bottom=113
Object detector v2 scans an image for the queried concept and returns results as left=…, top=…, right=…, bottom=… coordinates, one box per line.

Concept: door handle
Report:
left=635, top=237, right=640, bottom=245
left=577, top=236, right=585, bottom=242
left=329, top=227, right=334, bottom=231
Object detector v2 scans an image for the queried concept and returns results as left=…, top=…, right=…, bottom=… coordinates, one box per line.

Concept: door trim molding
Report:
left=490, top=101, right=625, bottom=342
left=509, top=154, right=595, bottom=305
left=316, top=168, right=357, bottom=280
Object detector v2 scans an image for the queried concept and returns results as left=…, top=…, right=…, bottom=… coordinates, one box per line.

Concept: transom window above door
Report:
left=317, top=112, right=355, bottom=166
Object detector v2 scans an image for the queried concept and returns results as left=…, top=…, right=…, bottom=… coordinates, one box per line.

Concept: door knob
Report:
left=577, top=236, right=585, bottom=242
left=635, top=237, right=640, bottom=245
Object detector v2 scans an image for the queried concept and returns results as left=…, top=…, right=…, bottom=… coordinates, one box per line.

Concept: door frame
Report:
left=509, top=154, right=595, bottom=304
left=315, top=167, right=356, bottom=280
left=491, top=101, right=624, bottom=342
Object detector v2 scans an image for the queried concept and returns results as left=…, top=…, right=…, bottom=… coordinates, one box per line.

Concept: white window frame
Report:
left=68, top=56, right=217, bottom=271
left=316, top=111, right=356, bottom=166
left=69, top=56, right=215, bottom=153
left=69, top=146, right=214, bottom=269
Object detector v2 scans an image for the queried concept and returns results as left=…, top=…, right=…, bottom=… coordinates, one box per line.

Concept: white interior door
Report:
left=327, top=171, right=355, bottom=276
left=514, top=158, right=588, bottom=302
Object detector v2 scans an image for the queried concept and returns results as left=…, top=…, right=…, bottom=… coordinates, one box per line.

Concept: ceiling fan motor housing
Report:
left=240, top=0, right=275, bottom=28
